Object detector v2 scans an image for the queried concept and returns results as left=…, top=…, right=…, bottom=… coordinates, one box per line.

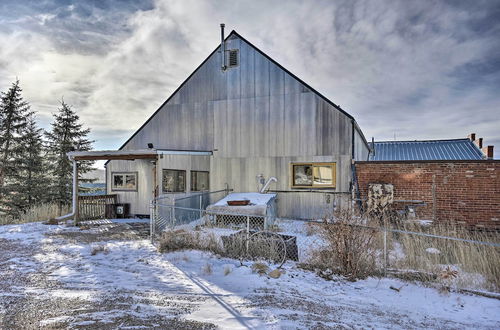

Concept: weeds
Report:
left=202, top=263, right=213, bottom=275
left=0, top=203, right=70, bottom=226
left=223, top=265, right=232, bottom=276
left=252, top=262, right=269, bottom=275
left=157, top=229, right=223, bottom=255
left=91, top=244, right=108, bottom=256
left=391, top=221, right=500, bottom=292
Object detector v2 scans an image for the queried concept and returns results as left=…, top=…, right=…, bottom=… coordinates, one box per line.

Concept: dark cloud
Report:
left=0, top=0, right=499, bottom=161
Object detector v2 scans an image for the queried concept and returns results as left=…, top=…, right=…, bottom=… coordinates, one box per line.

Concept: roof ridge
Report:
left=373, top=138, right=470, bottom=144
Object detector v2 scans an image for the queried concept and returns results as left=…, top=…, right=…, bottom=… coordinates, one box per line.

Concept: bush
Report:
left=316, top=209, right=379, bottom=280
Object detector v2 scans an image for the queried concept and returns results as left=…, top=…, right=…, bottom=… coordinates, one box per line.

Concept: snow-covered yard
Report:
left=0, top=222, right=499, bottom=329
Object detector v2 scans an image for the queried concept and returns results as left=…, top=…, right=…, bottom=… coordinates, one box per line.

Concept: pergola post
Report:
left=74, top=160, right=79, bottom=225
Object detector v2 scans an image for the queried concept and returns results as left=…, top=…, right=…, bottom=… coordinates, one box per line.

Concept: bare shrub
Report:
left=316, top=209, right=379, bottom=280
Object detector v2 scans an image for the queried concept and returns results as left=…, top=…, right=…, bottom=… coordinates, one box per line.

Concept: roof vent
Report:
left=228, top=49, right=238, bottom=67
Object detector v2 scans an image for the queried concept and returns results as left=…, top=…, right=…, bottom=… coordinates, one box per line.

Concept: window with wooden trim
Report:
left=111, top=172, right=138, bottom=191
left=291, top=163, right=336, bottom=188
left=191, top=171, right=209, bottom=192
left=162, top=169, right=186, bottom=193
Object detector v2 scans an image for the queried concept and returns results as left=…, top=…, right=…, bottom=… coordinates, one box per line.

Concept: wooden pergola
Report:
left=60, top=149, right=159, bottom=223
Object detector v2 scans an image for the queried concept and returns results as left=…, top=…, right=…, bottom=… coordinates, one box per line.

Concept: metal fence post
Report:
left=246, top=215, right=250, bottom=255
left=383, top=228, right=387, bottom=276
left=171, top=206, right=175, bottom=228
left=199, top=194, right=203, bottom=220
left=150, top=200, right=155, bottom=244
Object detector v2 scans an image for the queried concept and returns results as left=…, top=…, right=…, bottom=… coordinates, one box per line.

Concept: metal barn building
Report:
left=70, top=29, right=371, bottom=220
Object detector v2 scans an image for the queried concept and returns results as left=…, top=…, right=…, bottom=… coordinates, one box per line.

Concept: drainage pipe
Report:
left=56, top=156, right=78, bottom=222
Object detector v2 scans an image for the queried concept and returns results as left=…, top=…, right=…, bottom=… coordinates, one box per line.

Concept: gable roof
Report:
left=369, top=138, right=484, bottom=161
left=107, top=30, right=367, bottom=165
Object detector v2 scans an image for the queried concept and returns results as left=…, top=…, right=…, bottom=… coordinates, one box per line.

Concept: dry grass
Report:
left=305, top=221, right=321, bottom=236
left=390, top=221, right=500, bottom=292
left=0, top=203, right=70, bottom=226
left=202, top=263, right=213, bottom=275
left=157, top=229, right=223, bottom=255
left=251, top=262, right=269, bottom=275
left=91, top=244, right=109, bottom=256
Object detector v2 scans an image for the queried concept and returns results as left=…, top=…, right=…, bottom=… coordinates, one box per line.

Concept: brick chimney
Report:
left=468, top=133, right=476, bottom=141
left=482, top=145, right=494, bottom=159
left=474, top=137, right=483, bottom=149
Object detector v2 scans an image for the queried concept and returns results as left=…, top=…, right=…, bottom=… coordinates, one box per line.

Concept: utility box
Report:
left=115, top=203, right=130, bottom=218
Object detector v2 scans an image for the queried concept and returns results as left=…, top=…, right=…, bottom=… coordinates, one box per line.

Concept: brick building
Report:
left=355, top=134, right=499, bottom=229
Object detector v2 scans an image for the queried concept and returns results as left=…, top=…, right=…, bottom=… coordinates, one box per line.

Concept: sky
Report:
left=1, top=0, right=499, bottom=167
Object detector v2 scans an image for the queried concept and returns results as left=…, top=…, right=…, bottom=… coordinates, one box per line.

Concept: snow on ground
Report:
left=1, top=222, right=499, bottom=329
left=213, top=193, right=276, bottom=206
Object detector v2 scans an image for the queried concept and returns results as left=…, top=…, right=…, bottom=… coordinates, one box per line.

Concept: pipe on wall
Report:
left=260, top=177, right=277, bottom=193
left=220, top=23, right=226, bottom=71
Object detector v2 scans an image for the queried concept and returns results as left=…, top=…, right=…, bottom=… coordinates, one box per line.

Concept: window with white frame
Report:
left=111, top=172, right=138, bottom=191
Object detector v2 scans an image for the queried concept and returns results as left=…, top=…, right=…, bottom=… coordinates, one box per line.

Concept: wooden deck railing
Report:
left=77, top=194, right=117, bottom=221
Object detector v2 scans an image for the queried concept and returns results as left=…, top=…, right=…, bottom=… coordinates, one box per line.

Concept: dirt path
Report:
left=1, top=222, right=499, bottom=329
left=0, top=224, right=217, bottom=329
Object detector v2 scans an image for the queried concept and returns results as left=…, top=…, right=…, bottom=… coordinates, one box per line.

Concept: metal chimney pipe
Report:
left=220, top=23, right=226, bottom=71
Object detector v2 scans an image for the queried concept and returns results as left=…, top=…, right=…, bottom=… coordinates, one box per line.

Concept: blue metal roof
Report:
left=369, top=139, right=484, bottom=161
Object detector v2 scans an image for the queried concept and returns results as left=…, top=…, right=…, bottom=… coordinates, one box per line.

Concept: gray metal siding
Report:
left=108, top=33, right=360, bottom=219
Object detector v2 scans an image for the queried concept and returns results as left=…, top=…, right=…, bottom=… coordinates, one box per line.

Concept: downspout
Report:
left=56, top=155, right=78, bottom=222
left=351, top=120, right=363, bottom=212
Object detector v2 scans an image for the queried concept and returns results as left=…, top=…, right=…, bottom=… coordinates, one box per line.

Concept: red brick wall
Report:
left=355, top=161, right=500, bottom=229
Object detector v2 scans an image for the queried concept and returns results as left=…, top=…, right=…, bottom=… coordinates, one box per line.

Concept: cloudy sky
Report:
left=1, top=0, right=499, bottom=165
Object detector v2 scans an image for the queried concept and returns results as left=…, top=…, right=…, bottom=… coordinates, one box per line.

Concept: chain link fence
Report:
left=150, top=194, right=500, bottom=293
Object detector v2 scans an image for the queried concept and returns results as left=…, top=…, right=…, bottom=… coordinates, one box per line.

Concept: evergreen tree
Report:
left=0, top=80, right=33, bottom=215
left=45, top=100, right=94, bottom=211
left=2, top=116, right=48, bottom=215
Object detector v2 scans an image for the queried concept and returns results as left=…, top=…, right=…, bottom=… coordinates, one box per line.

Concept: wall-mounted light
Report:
left=147, top=143, right=154, bottom=149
